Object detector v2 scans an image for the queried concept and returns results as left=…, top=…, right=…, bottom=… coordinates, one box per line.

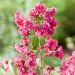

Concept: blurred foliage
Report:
left=0, top=0, right=25, bottom=59
left=61, top=0, right=75, bottom=36
left=0, top=0, right=75, bottom=59
left=54, top=0, right=75, bottom=48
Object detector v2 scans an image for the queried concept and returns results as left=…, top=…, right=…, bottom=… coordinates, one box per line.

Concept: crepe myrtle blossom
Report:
left=14, top=3, right=65, bottom=75
left=60, top=51, right=75, bottom=75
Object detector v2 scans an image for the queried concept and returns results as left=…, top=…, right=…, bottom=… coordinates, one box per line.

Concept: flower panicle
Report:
left=14, top=3, right=64, bottom=75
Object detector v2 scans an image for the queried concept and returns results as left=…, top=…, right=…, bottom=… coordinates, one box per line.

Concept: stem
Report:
left=40, top=57, right=43, bottom=75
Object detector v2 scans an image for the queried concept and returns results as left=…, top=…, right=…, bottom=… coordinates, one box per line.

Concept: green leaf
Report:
left=44, top=56, right=61, bottom=67
left=32, top=36, right=39, bottom=49
left=39, top=37, right=45, bottom=46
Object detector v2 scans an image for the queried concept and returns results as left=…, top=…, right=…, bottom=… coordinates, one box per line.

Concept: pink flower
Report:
left=29, top=3, right=58, bottom=37
left=15, top=44, right=29, bottom=55
left=15, top=11, right=33, bottom=36
left=50, top=18, right=58, bottom=27
left=15, top=11, right=25, bottom=27
left=25, top=19, right=33, bottom=29
left=15, top=43, right=36, bottom=59
left=0, top=60, right=13, bottom=74
left=30, top=3, right=46, bottom=17
left=44, top=38, right=58, bottom=51
left=18, top=20, right=33, bottom=36
left=44, top=38, right=58, bottom=56
left=35, top=23, right=55, bottom=37
left=27, top=51, right=36, bottom=59
left=35, top=3, right=46, bottom=14
left=0, top=61, right=3, bottom=67
left=72, top=51, right=75, bottom=57
left=43, top=69, right=50, bottom=75
left=60, top=51, right=75, bottom=75
left=18, top=28, right=29, bottom=36
left=14, top=56, right=36, bottom=75
left=55, top=46, right=64, bottom=59
left=44, top=7, right=57, bottom=22
left=15, top=3, right=58, bottom=37
left=21, top=38, right=30, bottom=46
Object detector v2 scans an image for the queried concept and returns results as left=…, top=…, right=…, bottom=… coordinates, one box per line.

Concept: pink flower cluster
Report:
left=15, top=3, right=58, bottom=37
left=44, top=38, right=64, bottom=59
left=14, top=56, right=36, bottom=75
left=60, top=51, right=75, bottom=75
left=15, top=38, right=36, bottom=75
left=14, top=3, right=64, bottom=75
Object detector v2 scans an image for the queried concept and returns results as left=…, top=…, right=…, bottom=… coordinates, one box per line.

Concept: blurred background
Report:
left=0, top=0, right=75, bottom=60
